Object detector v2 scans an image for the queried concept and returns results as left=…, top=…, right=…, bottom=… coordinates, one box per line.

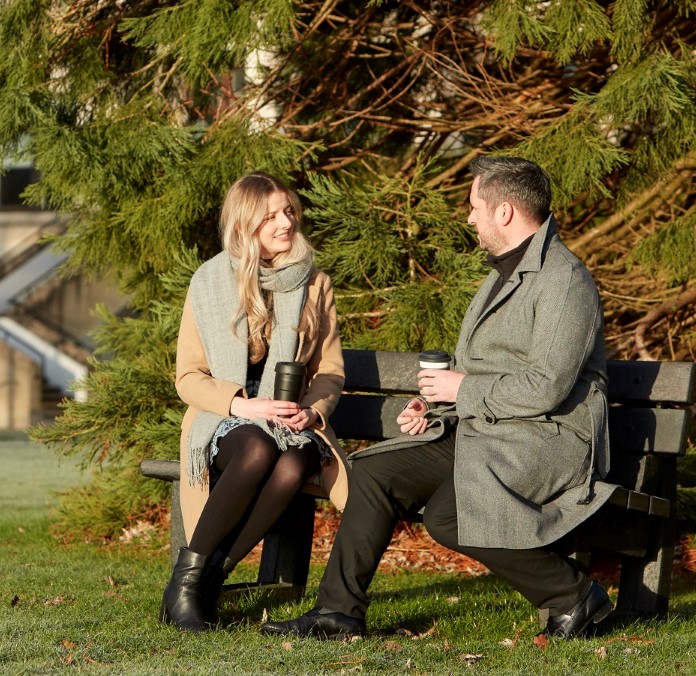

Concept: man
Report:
left=261, top=156, right=615, bottom=640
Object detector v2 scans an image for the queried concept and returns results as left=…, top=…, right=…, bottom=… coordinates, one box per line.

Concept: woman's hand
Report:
left=286, top=407, right=319, bottom=433
left=230, top=396, right=300, bottom=421
left=397, top=397, right=429, bottom=436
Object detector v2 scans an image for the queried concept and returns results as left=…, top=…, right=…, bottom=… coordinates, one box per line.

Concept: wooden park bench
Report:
left=141, top=349, right=695, bottom=617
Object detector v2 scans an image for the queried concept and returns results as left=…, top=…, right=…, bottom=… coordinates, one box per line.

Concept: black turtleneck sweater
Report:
left=480, top=234, right=535, bottom=314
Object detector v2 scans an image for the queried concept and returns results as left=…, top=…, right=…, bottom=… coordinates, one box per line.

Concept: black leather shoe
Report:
left=261, top=609, right=366, bottom=640
left=546, top=582, right=613, bottom=638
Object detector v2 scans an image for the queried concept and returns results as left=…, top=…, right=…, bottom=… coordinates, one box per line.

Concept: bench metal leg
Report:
left=169, top=480, right=187, bottom=568
left=616, top=514, right=675, bottom=616
left=615, top=458, right=677, bottom=617
left=257, top=492, right=316, bottom=594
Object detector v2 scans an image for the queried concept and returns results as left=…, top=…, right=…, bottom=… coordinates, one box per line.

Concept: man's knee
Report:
left=349, top=456, right=384, bottom=486
left=422, top=506, right=459, bottom=551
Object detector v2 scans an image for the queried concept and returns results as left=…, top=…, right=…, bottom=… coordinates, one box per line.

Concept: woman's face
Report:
left=256, top=190, right=298, bottom=260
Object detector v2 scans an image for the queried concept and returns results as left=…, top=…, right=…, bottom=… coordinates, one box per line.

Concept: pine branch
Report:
left=633, top=287, right=696, bottom=360
left=568, top=151, right=696, bottom=258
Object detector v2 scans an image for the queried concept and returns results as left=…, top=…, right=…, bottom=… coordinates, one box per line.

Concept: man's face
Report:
left=468, top=176, right=507, bottom=255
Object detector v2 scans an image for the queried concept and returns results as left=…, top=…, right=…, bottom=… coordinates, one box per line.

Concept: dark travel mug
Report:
left=418, top=350, right=451, bottom=370
left=274, top=361, right=307, bottom=403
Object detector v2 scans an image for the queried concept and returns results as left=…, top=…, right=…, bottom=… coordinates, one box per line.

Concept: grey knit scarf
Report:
left=186, top=250, right=313, bottom=486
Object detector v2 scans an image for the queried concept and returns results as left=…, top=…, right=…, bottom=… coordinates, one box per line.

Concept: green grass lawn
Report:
left=2, top=438, right=696, bottom=674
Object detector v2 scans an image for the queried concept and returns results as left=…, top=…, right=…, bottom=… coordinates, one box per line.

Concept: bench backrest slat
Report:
left=342, top=350, right=422, bottom=393
left=342, top=350, right=696, bottom=406
left=608, top=407, right=691, bottom=457
left=606, top=360, right=696, bottom=404
left=330, top=395, right=691, bottom=457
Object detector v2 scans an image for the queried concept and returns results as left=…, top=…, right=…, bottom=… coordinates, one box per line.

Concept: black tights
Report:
left=188, top=424, right=320, bottom=570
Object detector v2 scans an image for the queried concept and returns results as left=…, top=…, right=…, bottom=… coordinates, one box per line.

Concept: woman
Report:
left=161, top=171, right=348, bottom=632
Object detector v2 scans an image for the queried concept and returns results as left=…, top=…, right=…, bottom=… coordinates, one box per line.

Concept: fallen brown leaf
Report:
left=45, top=596, right=66, bottom=606
left=383, top=640, right=403, bottom=652
left=607, top=634, right=656, bottom=645
left=533, top=632, right=548, bottom=648
left=460, top=653, right=484, bottom=663
left=595, top=646, right=608, bottom=659
left=411, top=626, right=436, bottom=640
left=104, top=590, right=127, bottom=602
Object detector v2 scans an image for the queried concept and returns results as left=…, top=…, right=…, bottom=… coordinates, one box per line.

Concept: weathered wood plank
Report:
left=607, top=360, right=696, bottom=404
left=330, top=395, right=691, bottom=456
left=608, top=408, right=691, bottom=457
left=343, top=350, right=696, bottom=405
left=140, top=458, right=180, bottom=482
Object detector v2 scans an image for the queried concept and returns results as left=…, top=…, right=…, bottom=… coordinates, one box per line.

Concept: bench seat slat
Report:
left=606, top=487, right=671, bottom=517
left=330, top=395, right=691, bottom=457
left=140, top=458, right=180, bottom=483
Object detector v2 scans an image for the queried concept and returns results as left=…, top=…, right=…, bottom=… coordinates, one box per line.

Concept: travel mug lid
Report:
left=418, top=350, right=451, bottom=364
left=275, top=361, right=306, bottom=375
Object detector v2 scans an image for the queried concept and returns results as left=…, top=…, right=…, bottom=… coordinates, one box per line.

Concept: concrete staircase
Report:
left=0, top=210, right=120, bottom=429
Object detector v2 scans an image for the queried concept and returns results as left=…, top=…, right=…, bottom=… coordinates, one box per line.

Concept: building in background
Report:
left=0, top=156, right=126, bottom=430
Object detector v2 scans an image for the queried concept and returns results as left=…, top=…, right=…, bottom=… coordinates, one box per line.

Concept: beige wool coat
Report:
left=176, top=267, right=349, bottom=542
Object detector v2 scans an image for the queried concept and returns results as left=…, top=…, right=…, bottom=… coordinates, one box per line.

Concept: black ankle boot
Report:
left=199, top=551, right=227, bottom=626
left=159, top=547, right=210, bottom=632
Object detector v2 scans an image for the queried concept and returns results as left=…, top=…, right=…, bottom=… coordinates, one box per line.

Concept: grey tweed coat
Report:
left=353, top=214, right=616, bottom=549
left=451, top=214, right=615, bottom=548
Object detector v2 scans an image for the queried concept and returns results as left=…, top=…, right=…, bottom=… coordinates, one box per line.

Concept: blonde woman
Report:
left=161, top=172, right=348, bottom=632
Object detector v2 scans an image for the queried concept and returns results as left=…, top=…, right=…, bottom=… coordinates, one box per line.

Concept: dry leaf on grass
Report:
left=383, top=640, right=403, bottom=652
left=607, top=634, right=656, bottom=645
left=532, top=633, right=548, bottom=648
left=460, top=653, right=484, bottom=663
left=45, top=595, right=66, bottom=606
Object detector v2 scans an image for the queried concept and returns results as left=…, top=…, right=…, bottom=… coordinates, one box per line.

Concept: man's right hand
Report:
left=397, top=397, right=429, bottom=436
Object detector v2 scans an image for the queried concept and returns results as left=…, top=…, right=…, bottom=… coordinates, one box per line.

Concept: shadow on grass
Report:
left=215, top=571, right=696, bottom=639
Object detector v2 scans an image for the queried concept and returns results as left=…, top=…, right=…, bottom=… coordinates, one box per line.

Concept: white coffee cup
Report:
left=418, top=350, right=451, bottom=370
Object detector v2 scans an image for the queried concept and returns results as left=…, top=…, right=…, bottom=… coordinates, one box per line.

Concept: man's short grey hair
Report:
left=469, top=156, right=552, bottom=223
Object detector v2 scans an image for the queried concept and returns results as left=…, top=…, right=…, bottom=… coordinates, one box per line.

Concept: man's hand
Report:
left=230, top=396, right=301, bottom=421
left=417, top=368, right=465, bottom=404
left=397, top=397, right=429, bottom=436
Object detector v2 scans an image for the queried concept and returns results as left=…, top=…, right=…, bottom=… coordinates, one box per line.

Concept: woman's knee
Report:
left=216, top=426, right=279, bottom=473
left=273, top=446, right=319, bottom=488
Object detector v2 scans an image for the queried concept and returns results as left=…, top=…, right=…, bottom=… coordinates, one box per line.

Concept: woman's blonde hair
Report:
left=220, top=172, right=314, bottom=362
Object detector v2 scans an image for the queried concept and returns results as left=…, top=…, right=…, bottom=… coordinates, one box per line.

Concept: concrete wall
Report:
left=28, top=273, right=125, bottom=349
left=0, top=211, right=57, bottom=258
left=0, top=340, right=41, bottom=430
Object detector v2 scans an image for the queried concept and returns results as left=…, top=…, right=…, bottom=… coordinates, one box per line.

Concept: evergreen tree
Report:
left=0, top=0, right=693, bottom=538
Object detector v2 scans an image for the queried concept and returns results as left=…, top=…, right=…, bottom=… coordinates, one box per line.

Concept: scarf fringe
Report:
left=188, top=442, right=211, bottom=487
left=257, top=418, right=312, bottom=452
